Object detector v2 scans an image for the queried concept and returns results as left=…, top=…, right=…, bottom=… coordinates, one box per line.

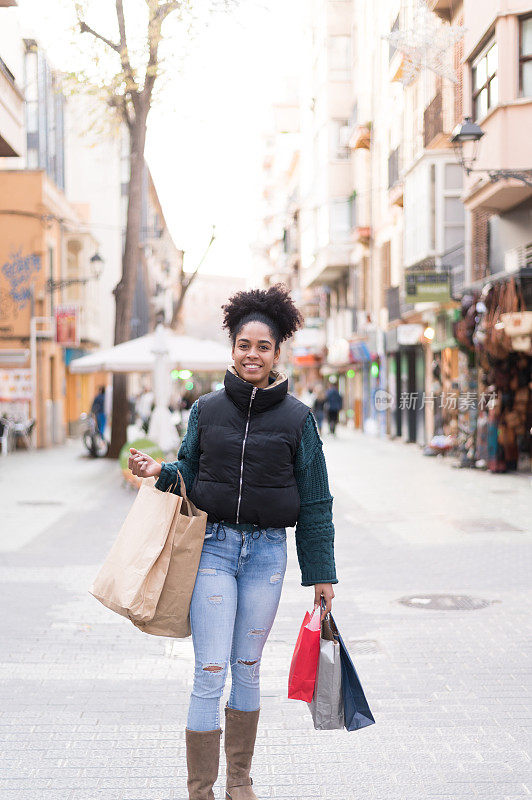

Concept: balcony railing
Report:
left=505, top=242, right=532, bottom=272
left=423, top=91, right=443, bottom=149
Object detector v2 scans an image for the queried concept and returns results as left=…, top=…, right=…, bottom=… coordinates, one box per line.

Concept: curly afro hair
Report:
left=221, top=283, right=303, bottom=347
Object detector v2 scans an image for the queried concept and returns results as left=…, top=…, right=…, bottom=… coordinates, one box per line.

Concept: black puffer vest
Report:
left=190, top=368, right=309, bottom=528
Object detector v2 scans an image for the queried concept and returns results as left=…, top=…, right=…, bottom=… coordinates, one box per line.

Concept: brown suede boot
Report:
left=185, top=727, right=222, bottom=800
left=224, top=705, right=260, bottom=800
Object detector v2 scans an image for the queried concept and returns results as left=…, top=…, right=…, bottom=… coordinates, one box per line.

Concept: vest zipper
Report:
left=235, top=386, right=257, bottom=523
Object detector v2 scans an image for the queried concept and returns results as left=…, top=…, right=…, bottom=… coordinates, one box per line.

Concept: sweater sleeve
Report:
left=154, top=400, right=200, bottom=495
left=294, top=411, right=338, bottom=587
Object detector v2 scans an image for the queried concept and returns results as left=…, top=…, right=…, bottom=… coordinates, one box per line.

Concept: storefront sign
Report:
left=405, top=271, right=451, bottom=303
left=349, top=340, right=371, bottom=362
left=397, top=324, right=424, bottom=345
left=0, top=368, right=32, bottom=401
left=55, top=304, right=79, bottom=347
left=293, top=352, right=322, bottom=366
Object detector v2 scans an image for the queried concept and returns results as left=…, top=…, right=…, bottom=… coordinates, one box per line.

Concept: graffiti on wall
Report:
left=0, top=249, right=42, bottom=325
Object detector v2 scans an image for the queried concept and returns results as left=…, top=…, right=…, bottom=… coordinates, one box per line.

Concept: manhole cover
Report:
left=17, top=500, right=65, bottom=507
left=346, top=639, right=381, bottom=654
left=453, top=518, right=523, bottom=533
left=398, top=594, right=492, bottom=611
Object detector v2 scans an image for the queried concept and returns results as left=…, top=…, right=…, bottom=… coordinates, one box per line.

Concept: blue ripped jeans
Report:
left=186, top=520, right=287, bottom=732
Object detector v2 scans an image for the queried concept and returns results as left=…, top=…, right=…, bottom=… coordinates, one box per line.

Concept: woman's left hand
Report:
left=314, top=583, right=335, bottom=621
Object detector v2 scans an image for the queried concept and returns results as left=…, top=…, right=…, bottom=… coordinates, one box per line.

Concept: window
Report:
left=380, top=242, right=391, bottom=307
left=520, top=15, right=532, bottom=97
left=349, top=192, right=357, bottom=228
left=444, top=164, right=464, bottom=256
left=27, top=149, right=38, bottom=169
left=330, top=199, right=351, bottom=243
left=328, top=36, right=351, bottom=80
left=361, top=257, right=370, bottom=309
left=472, top=38, right=498, bottom=120
left=429, top=164, right=436, bottom=251
left=331, top=119, right=350, bottom=159
left=444, top=163, right=462, bottom=191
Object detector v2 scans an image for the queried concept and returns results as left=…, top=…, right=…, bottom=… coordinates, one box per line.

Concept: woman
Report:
left=128, top=284, right=338, bottom=800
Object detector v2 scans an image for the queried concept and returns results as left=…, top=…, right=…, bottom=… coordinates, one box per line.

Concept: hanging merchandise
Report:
left=474, top=410, right=489, bottom=468
left=481, top=353, right=531, bottom=474
left=453, top=293, right=478, bottom=352
left=510, top=334, right=532, bottom=354
left=483, top=279, right=528, bottom=360
left=500, top=311, right=532, bottom=337
left=455, top=271, right=531, bottom=474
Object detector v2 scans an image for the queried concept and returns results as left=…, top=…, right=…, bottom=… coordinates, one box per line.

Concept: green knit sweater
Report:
left=155, top=400, right=338, bottom=587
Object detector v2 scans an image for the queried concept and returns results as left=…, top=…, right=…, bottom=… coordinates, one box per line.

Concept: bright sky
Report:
left=16, top=0, right=305, bottom=279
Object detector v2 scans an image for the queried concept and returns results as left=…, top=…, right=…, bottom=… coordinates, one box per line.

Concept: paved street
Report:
left=0, top=432, right=530, bottom=800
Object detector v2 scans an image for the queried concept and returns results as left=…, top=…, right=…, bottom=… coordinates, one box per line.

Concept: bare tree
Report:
left=76, top=0, right=233, bottom=457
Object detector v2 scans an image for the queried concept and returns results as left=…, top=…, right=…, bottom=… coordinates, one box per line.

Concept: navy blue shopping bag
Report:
left=329, top=613, right=375, bottom=731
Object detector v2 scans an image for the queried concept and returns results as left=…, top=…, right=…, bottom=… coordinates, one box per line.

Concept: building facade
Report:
left=258, top=0, right=531, bottom=472
left=0, top=17, right=103, bottom=446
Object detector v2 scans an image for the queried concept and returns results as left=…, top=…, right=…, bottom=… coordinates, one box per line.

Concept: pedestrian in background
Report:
left=136, top=385, right=154, bottom=433
left=90, top=386, right=106, bottom=437
left=312, top=383, right=326, bottom=434
left=128, top=284, right=338, bottom=800
left=325, top=383, right=343, bottom=435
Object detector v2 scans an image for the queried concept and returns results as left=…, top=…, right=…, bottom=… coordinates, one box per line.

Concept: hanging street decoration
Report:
left=383, top=0, right=465, bottom=86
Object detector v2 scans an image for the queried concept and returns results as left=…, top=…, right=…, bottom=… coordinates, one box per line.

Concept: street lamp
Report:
left=89, top=251, right=104, bottom=277
left=451, top=116, right=532, bottom=186
left=47, top=251, right=104, bottom=292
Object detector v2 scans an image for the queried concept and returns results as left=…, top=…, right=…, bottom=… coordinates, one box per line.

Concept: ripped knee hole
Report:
left=247, top=628, right=266, bottom=637
left=207, top=594, right=223, bottom=604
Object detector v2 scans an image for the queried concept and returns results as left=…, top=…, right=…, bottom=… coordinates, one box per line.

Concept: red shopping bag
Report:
left=288, top=606, right=321, bottom=702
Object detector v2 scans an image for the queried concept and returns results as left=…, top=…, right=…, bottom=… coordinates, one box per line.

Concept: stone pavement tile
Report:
left=0, top=432, right=530, bottom=799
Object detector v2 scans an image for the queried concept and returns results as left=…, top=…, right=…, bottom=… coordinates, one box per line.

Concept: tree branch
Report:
left=109, top=93, right=135, bottom=130
left=171, top=227, right=216, bottom=329
left=115, top=0, right=140, bottom=100
left=157, top=1, right=181, bottom=19
left=79, top=20, right=121, bottom=53
left=141, top=0, right=181, bottom=104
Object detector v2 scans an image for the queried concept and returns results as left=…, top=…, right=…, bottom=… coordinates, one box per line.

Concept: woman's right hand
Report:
left=128, top=448, right=162, bottom=479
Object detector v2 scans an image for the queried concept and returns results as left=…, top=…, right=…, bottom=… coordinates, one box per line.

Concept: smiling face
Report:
left=232, top=320, right=280, bottom=388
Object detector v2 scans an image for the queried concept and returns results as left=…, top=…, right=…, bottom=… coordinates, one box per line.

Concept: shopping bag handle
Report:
left=168, top=468, right=188, bottom=501
left=320, top=596, right=332, bottom=624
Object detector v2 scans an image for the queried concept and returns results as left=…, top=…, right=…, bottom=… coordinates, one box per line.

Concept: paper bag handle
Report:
left=167, top=468, right=188, bottom=501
